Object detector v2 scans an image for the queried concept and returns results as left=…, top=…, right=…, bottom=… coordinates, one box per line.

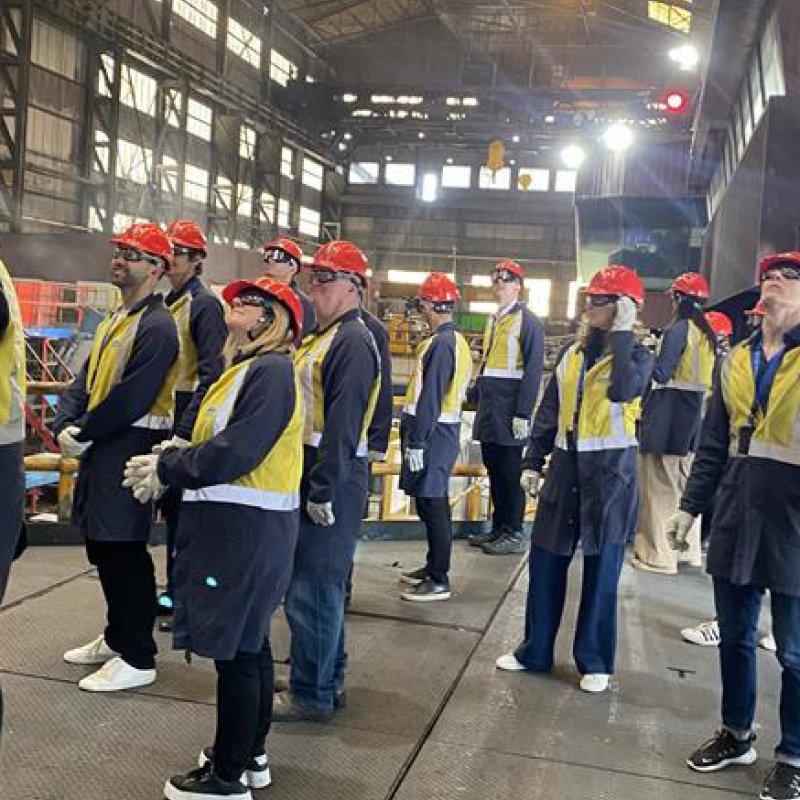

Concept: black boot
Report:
left=468, top=527, right=503, bottom=548
left=482, top=529, right=526, bottom=555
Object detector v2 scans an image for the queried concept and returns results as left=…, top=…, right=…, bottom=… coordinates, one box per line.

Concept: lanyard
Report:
left=749, top=340, right=785, bottom=419
left=571, top=356, right=588, bottom=432
left=478, top=316, right=498, bottom=376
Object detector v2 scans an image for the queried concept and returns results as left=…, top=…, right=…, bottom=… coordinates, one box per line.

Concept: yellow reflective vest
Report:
left=168, top=292, right=200, bottom=394
left=183, top=355, right=304, bottom=510
left=653, top=320, right=714, bottom=393
left=555, top=342, right=640, bottom=451
left=0, top=259, right=26, bottom=444
left=482, top=306, right=524, bottom=379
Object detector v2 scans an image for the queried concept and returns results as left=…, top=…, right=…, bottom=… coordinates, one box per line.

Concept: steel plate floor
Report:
left=0, top=542, right=781, bottom=800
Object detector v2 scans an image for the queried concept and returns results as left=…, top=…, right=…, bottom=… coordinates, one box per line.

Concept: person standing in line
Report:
left=155, top=220, right=226, bottom=621
left=124, top=276, right=304, bottom=800
left=0, top=255, right=27, bottom=734
left=496, top=266, right=653, bottom=693
left=667, top=252, right=800, bottom=800
left=262, top=236, right=316, bottom=338
left=399, top=273, right=472, bottom=602
left=54, top=223, right=178, bottom=692
left=467, top=259, right=545, bottom=555
left=273, top=240, right=380, bottom=722
left=632, top=272, right=716, bottom=574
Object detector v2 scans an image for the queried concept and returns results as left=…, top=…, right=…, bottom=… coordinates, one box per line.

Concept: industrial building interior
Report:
left=0, top=0, right=797, bottom=798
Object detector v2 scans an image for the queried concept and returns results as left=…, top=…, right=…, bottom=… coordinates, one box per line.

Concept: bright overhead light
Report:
left=338, top=142, right=347, bottom=151
left=669, top=43, right=700, bottom=71
left=560, top=144, right=586, bottom=169
left=512, top=134, right=520, bottom=143
left=418, top=132, right=426, bottom=139
left=385, top=155, right=393, bottom=161
left=544, top=114, right=555, bottom=124
left=446, top=157, right=454, bottom=164
left=343, top=132, right=353, bottom=140
left=421, top=172, right=438, bottom=203
left=342, top=93, right=358, bottom=103
left=603, top=124, right=634, bottom=153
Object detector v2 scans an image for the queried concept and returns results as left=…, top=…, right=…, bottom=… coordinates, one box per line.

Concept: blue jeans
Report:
left=714, top=577, right=800, bottom=764
left=284, top=574, right=348, bottom=711
left=515, top=542, right=625, bottom=675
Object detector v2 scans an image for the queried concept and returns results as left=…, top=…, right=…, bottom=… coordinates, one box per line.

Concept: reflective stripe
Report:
left=403, top=406, right=461, bottom=424
left=483, top=367, right=524, bottom=379
left=132, top=413, right=173, bottom=430
left=305, top=430, right=368, bottom=457
left=653, top=380, right=708, bottom=392
left=183, top=484, right=300, bottom=510
left=747, top=441, right=800, bottom=466
left=212, top=367, right=248, bottom=435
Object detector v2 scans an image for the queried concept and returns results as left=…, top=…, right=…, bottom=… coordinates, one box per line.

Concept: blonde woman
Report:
left=124, top=277, right=304, bottom=800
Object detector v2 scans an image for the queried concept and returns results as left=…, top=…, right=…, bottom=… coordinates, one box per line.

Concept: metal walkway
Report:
left=0, top=542, right=779, bottom=799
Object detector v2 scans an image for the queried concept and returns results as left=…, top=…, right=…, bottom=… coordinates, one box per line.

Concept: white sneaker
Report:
left=759, top=633, right=777, bottom=652
left=78, top=656, right=156, bottom=692
left=580, top=673, right=610, bottom=693
left=495, top=653, right=528, bottom=672
left=197, top=748, right=272, bottom=789
left=63, top=635, right=118, bottom=665
left=681, top=620, right=721, bottom=646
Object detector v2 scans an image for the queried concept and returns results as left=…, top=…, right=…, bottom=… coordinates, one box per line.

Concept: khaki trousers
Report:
left=634, top=453, right=701, bottom=573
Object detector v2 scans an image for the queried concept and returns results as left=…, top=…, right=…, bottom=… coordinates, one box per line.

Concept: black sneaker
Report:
left=761, top=763, right=800, bottom=800
left=399, top=566, right=429, bottom=586
left=400, top=578, right=451, bottom=603
left=164, top=765, right=252, bottom=799
left=687, top=729, right=757, bottom=772
left=198, top=747, right=271, bottom=789
left=481, top=530, right=526, bottom=555
left=468, top=529, right=502, bottom=547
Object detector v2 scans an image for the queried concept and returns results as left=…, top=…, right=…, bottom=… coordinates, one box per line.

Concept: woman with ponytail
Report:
left=632, top=272, right=716, bottom=575
left=123, top=277, right=305, bottom=800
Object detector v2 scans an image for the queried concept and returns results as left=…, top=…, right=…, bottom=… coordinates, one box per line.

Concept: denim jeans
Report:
left=515, top=542, right=625, bottom=675
left=714, top=577, right=800, bottom=765
left=284, top=574, right=348, bottom=712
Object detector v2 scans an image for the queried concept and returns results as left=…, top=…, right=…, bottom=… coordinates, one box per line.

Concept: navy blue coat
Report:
left=524, top=331, right=653, bottom=556
left=53, top=294, right=179, bottom=542
left=400, top=322, right=462, bottom=498
left=639, top=319, right=706, bottom=457
left=361, top=308, right=393, bottom=456
left=681, top=325, right=800, bottom=596
left=157, top=352, right=300, bottom=660
left=473, top=305, right=545, bottom=446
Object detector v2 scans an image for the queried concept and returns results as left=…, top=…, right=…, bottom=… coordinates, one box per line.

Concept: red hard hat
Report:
left=309, top=240, right=368, bottom=283
left=418, top=272, right=460, bottom=303
left=757, top=252, right=800, bottom=281
left=585, top=265, right=645, bottom=306
left=671, top=272, right=709, bottom=300
left=705, top=311, right=732, bottom=337
left=263, top=236, right=303, bottom=264
left=110, top=223, right=172, bottom=266
left=166, top=220, right=207, bottom=256
left=222, top=276, right=303, bottom=341
left=494, top=259, right=525, bottom=280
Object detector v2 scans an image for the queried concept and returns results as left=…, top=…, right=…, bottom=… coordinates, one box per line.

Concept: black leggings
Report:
left=213, top=640, right=274, bottom=781
left=416, top=496, right=452, bottom=584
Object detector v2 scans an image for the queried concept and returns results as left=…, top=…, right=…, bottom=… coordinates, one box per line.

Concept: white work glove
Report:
left=665, top=510, right=696, bottom=553
left=512, top=417, right=531, bottom=440
left=307, top=500, right=336, bottom=527
left=57, top=425, right=92, bottom=458
left=404, top=447, right=425, bottom=473
left=122, top=453, right=166, bottom=504
left=152, top=435, right=192, bottom=454
left=367, top=449, right=387, bottom=463
left=520, top=469, right=542, bottom=498
left=610, top=296, right=637, bottom=332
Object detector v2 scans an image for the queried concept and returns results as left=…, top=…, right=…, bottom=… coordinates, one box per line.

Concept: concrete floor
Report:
left=0, top=541, right=781, bottom=800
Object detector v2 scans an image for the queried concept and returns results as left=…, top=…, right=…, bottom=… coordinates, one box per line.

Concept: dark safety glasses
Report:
left=113, top=247, right=163, bottom=268
left=231, top=293, right=269, bottom=309
left=308, top=270, right=361, bottom=289
left=172, top=246, right=198, bottom=258
left=263, top=248, right=300, bottom=269
left=761, top=266, right=800, bottom=282
left=586, top=294, right=617, bottom=307
left=491, top=269, right=520, bottom=284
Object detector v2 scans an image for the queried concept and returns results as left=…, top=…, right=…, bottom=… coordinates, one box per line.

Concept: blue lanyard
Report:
left=750, top=339, right=785, bottom=416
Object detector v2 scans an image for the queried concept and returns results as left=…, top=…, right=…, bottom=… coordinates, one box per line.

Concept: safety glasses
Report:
left=231, top=294, right=268, bottom=309
left=491, top=269, right=519, bottom=284
left=113, top=247, right=163, bottom=268
left=263, top=248, right=299, bottom=269
left=761, top=266, right=800, bottom=282
left=586, top=294, right=617, bottom=307
left=172, top=246, right=197, bottom=258
left=308, top=270, right=360, bottom=289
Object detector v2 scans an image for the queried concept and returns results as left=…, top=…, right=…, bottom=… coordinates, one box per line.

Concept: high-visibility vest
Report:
left=0, top=259, right=26, bottom=445
left=482, top=306, right=524, bottom=379
left=183, top=356, right=303, bottom=510
left=168, top=292, right=200, bottom=394
left=555, top=342, right=640, bottom=452
left=295, top=319, right=380, bottom=457
left=404, top=329, right=472, bottom=423
left=653, top=320, right=714, bottom=393
left=86, top=302, right=176, bottom=430
left=721, top=341, right=800, bottom=465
